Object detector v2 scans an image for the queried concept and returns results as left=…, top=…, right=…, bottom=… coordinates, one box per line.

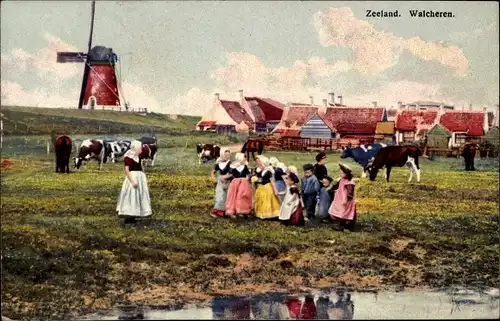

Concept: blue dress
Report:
left=318, top=183, right=335, bottom=219
left=274, top=168, right=286, bottom=202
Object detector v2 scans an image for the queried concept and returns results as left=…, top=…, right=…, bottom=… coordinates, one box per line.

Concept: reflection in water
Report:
left=211, top=290, right=354, bottom=320
left=117, top=306, right=145, bottom=320
left=84, top=288, right=500, bottom=320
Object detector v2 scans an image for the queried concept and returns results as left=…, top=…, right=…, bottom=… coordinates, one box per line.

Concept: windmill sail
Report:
left=57, top=52, right=87, bottom=63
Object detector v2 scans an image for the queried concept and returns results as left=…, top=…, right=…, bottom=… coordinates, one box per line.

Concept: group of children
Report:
left=210, top=151, right=357, bottom=231
left=114, top=142, right=357, bottom=231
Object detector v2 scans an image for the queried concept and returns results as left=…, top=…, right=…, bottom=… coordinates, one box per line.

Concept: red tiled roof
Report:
left=220, top=100, right=254, bottom=125
left=321, top=107, right=385, bottom=135
left=197, top=121, right=216, bottom=127
left=246, top=97, right=284, bottom=121
left=395, top=110, right=438, bottom=131
left=439, top=111, right=485, bottom=136
left=283, top=106, right=319, bottom=127
left=246, top=100, right=267, bottom=124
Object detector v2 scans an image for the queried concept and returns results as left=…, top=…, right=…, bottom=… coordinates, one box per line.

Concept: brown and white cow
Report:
left=74, top=139, right=106, bottom=170
left=55, top=135, right=72, bottom=174
left=140, top=143, right=158, bottom=167
left=138, top=136, right=158, bottom=167
left=367, top=145, right=421, bottom=183
left=196, top=143, right=220, bottom=165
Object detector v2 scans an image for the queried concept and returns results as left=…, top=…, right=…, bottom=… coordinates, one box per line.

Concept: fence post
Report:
left=0, top=119, right=3, bottom=149
left=47, top=140, right=50, bottom=155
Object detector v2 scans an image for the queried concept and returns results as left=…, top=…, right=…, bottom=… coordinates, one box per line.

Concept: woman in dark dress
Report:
left=116, top=140, right=152, bottom=223
left=210, top=150, right=231, bottom=217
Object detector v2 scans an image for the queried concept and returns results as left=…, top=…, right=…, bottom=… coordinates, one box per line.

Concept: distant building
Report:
left=196, top=91, right=284, bottom=133
left=273, top=96, right=386, bottom=142
left=394, top=107, right=489, bottom=146
left=403, top=101, right=454, bottom=111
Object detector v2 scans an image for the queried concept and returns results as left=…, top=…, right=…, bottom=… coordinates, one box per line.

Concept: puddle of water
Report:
left=81, top=288, right=500, bottom=320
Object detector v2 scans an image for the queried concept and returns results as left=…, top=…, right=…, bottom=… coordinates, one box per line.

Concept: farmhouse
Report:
left=273, top=96, right=387, bottom=145
left=196, top=91, right=284, bottom=133
left=438, top=110, right=489, bottom=147
left=394, top=110, right=439, bottom=143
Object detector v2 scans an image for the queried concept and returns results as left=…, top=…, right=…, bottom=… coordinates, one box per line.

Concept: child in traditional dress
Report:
left=253, top=155, right=281, bottom=220
left=301, top=163, right=321, bottom=222
left=271, top=158, right=287, bottom=203
left=313, top=152, right=328, bottom=182
left=318, top=176, right=335, bottom=223
left=328, top=163, right=357, bottom=231
left=116, top=140, right=152, bottom=223
left=278, top=172, right=304, bottom=226
left=225, top=152, right=253, bottom=218
left=209, top=149, right=232, bottom=218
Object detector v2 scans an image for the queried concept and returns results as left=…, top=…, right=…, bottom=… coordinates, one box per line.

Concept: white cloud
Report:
left=165, top=87, right=214, bottom=115
left=165, top=51, right=457, bottom=115
left=313, top=7, right=469, bottom=76
left=1, top=33, right=160, bottom=111
left=346, top=80, right=444, bottom=107
left=1, top=79, right=79, bottom=107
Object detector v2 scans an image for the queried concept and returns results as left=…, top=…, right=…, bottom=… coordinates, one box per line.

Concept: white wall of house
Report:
left=199, top=99, right=238, bottom=126
left=449, top=132, right=467, bottom=148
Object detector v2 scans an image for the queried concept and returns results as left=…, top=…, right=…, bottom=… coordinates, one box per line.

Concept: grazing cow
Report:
left=140, top=143, right=158, bottom=167
left=340, top=143, right=391, bottom=178
left=462, top=143, right=477, bottom=171
left=367, top=145, right=422, bottom=183
left=74, top=139, right=105, bottom=170
left=104, top=140, right=131, bottom=163
left=138, top=136, right=158, bottom=167
left=55, top=135, right=72, bottom=174
left=241, top=138, right=265, bottom=162
left=196, top=143, right=220, bottom=164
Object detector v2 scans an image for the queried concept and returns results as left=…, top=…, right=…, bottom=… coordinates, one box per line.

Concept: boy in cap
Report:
left=301, top=163, right=321, bottom=221
left=313, top=152, right=328, bottom=182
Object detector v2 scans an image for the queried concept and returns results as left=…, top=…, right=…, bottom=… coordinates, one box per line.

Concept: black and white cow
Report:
left=196, top=143, right=220, bottom=165
left=74, top=139, right=105, bottom=170
left=138, top=136, right=158, bottom=167
left=340, top=142, right=392, bottom=178
left=104, top=140, right=131, bottom=163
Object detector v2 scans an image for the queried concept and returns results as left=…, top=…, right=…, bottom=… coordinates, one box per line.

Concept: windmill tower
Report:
left=56, top=1, right=121, bottom=110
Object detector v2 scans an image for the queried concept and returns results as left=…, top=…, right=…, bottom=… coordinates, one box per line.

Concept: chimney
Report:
left=322, top=99, right=328, bottom=107
left=309, top=96, right=314, bottom=106
left=469, top=103, right=473, bottom=111
left=416, top=102, right=421, bottom=110
left=372, top=101, right=377, bottom=107
left=329, top=92, right=335, bottom=105
left=239, top=89, right=244, bottom=100
left=439, top=102, right=445, bottom=113
left=397, top=101, right=403, bottom=109
left=338, top=95, right=343, bottom=106
left=215, top=93, right=220, bottom=100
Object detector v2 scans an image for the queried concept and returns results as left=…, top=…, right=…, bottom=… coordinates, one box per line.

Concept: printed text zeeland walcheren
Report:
left=366, top=10, right=455, bottom=18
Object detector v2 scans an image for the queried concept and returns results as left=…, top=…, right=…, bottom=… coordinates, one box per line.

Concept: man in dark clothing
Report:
left=313, top=152, right=328, bottom=182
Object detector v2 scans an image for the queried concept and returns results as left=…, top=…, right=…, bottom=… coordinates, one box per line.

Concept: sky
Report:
left=1, top=1, right=498, bottom=115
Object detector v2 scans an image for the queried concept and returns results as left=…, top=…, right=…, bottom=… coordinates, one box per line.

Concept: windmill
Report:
left=56, top=1, right=124, bottom=110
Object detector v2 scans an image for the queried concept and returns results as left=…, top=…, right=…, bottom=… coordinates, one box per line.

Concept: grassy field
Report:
left=1, top=145, right=499, bottom=320
left=0, top=106, right=201, bottom=135
left=1, top=133, right=245, bottom=157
